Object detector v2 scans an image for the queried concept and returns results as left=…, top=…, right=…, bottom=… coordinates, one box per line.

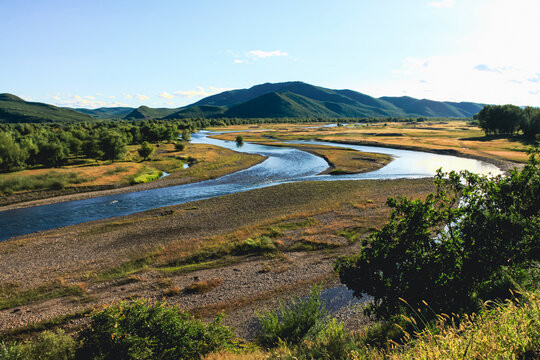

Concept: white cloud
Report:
left=365, top=53, right=540, bottom=105
left=246, top=50, right=288, bottom=59
left=429, top=0, right=455, bottom=8
left=53, top=96, right=131, bottom=109
left=135, top=94, right=150, bottom=101
left=85, top=95, right=96, bottom=100
left=159, top=92, right=174, bottom=99
left=174, top=86, right=232, bottom=98
left=233, top=59, right=245, bottom=64
left=123, top=94, right=133, bottom=99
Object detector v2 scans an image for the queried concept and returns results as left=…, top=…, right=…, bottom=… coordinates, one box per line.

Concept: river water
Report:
left=0, top=130, right=502, bottom=241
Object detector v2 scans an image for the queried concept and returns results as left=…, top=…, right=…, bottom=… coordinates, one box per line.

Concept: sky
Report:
left=1, top=0, right=539, bottom=109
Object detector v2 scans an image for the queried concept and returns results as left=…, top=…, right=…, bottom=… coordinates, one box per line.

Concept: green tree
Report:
left=235, top=135, right=244, bottom=146
left=137, top=141, right=154, bottom=161
left=36, top=142, right=67, bottom=168
left=100, top=131, right=127, bottom=162
left=182, top=129, right=191, bottom=142
left=0, top=132, right=27, bottom=171
left=336, top=148, right=540, bottom=319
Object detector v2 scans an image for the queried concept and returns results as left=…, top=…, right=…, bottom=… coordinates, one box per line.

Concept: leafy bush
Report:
left=137, top=141, right=154, bottom=161
left=77, top=299, right=234, bottom=360
left=257, top=286, right=326, bottom=348
left=0, top=342, right=25, bottom=360
left=336, top=147, right=540, bottom=319
left=26, top=330, right=77, bottom=360
left=174, top=142, right=185, bottom=151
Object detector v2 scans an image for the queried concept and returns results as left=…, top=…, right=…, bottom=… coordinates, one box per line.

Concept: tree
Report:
left=0, top=132, right=27, bottom=171
left=36, top=141, right=67, bottom=168
left=100, top=131, right=127, bottom=162
left=235, top=135, right=244, bottom=146
left=137, top=141, right=155, bottom=161
left=335, top=148, right=540, bottom=319
left=182, top=129, right=191, bottom=142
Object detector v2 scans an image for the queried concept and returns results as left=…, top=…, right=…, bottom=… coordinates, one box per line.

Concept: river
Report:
left=0, top=130, right=502, bottom=241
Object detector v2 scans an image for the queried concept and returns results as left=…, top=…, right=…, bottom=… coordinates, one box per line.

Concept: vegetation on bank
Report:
left=475, top=104, right=540, bottom=139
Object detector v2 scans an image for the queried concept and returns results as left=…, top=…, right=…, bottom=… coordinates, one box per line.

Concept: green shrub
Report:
left=0, top=342, right=26, bottom=360
left=258, top=286, right=326, bottom=348
left=26, top=330, right=76, bottom=360
left=77, top=299, right=234, bottom=360
left=336, top=148, right=540, bottom=319
left=174, top=142, right=185, bottom=151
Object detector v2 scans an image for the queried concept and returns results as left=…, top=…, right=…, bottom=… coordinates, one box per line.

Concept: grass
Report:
left=185, top=279, right=224, bottom=294
left=0, top=171, right=89, bottom=195
left=128, top=166, right=163, bottom=184
left=94, top=248, right=163, bottom=282
left=202, top=289, right=540, bottom=359
left=0, top=280, right=89, bottom=311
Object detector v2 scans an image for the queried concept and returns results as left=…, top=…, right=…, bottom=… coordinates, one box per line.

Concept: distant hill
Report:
left=124, top=106, right=177, bottom=120
left=1, top=83, right=486, bottom=123
left=178, top=81, right=484, bottom=119
left=74, top=107, right=134, bottom=119
left=0, top=93, right=95, bottom=123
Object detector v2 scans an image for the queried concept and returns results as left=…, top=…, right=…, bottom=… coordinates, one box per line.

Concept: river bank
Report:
left=0, top=178, right=434, bottom=339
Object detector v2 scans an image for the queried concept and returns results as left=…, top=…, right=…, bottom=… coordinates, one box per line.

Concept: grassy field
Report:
left=0, top=142, right=263, bottom=203
left=211, top=121, right=532, bottom=163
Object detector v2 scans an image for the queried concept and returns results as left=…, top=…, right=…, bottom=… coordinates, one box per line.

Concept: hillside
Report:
left=174, top=81, right=484, bottom=119
left=1, top=82, right=486, bottom=123
left=124, top=106, right=178, bottom=120
left=74, top=107, right=134, bottom=119
left=0, top=93, right=95, bottom=123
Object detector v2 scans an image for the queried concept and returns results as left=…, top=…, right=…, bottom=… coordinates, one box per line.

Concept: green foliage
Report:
left=0, top=341, right=26, bottom=360
left=235, top=135, right=244, bottom=145
left=476, top=104, right=540, bottom=138
left=77, top=299, right=234, bottom=360
left=336, top=148, right=540, bottom=319
left=174, top=142, right=185, bottom=151
left=129, top=168, right=163, bottom=185
left=257, top=286, right=326, bottom=348
left=182, top=129, right=191, bottom=141
left=99, top=131, right=126, bottom=161
left=25, top=330, right=77, bottom=360
left=0, top=132, right=26, bottom=171
left=137, top=141, right=154, bottom=161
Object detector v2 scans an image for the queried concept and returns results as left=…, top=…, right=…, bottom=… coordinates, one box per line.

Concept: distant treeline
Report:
left=0, top=116, right=476, bottom=172
left=475, top=105, right=540, bottom=139
left=0, top=120, right=194, bottom=171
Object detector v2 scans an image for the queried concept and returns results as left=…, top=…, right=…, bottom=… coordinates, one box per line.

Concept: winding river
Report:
left=0, top=130, right=502, bottom=241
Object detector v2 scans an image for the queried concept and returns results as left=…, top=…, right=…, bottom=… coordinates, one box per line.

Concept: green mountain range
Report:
left=0, top=82, right=486, bottom=123
left=0, top=93, right=94, bottom=123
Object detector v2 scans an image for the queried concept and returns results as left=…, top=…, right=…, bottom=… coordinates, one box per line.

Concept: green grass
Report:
left=94, top=249, right=162, bottom=282
left=0, top=171, right=89, bottom=195
left=0, top=281, right=89, bottom=311
left=288, top=238, right=341, bottom=251
left=128, top=167, right=163, bottom=184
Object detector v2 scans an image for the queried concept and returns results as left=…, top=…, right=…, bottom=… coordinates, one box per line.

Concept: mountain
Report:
left=124, top=106, right=178, bottom=120
left=0, top=93, right=95, bottom=123
left=74, top=107, right=134, bottom=119
left=175, top=81, right=483, bottom=119
left=1, top=83, right=486, bottom=123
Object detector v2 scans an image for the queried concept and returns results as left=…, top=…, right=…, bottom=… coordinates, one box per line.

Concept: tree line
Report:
left=0, top=121, right=191, bottom=171
left=474, top=104, right=540, bottom=138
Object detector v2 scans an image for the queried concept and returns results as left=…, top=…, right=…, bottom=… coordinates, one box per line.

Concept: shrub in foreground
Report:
left=257, top=286, right=326, bottom=348
left=77, top=299, right=235, bottom=360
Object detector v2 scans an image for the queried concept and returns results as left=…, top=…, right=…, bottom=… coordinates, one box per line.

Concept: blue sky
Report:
left=1, top=0, right=539, bottom=108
